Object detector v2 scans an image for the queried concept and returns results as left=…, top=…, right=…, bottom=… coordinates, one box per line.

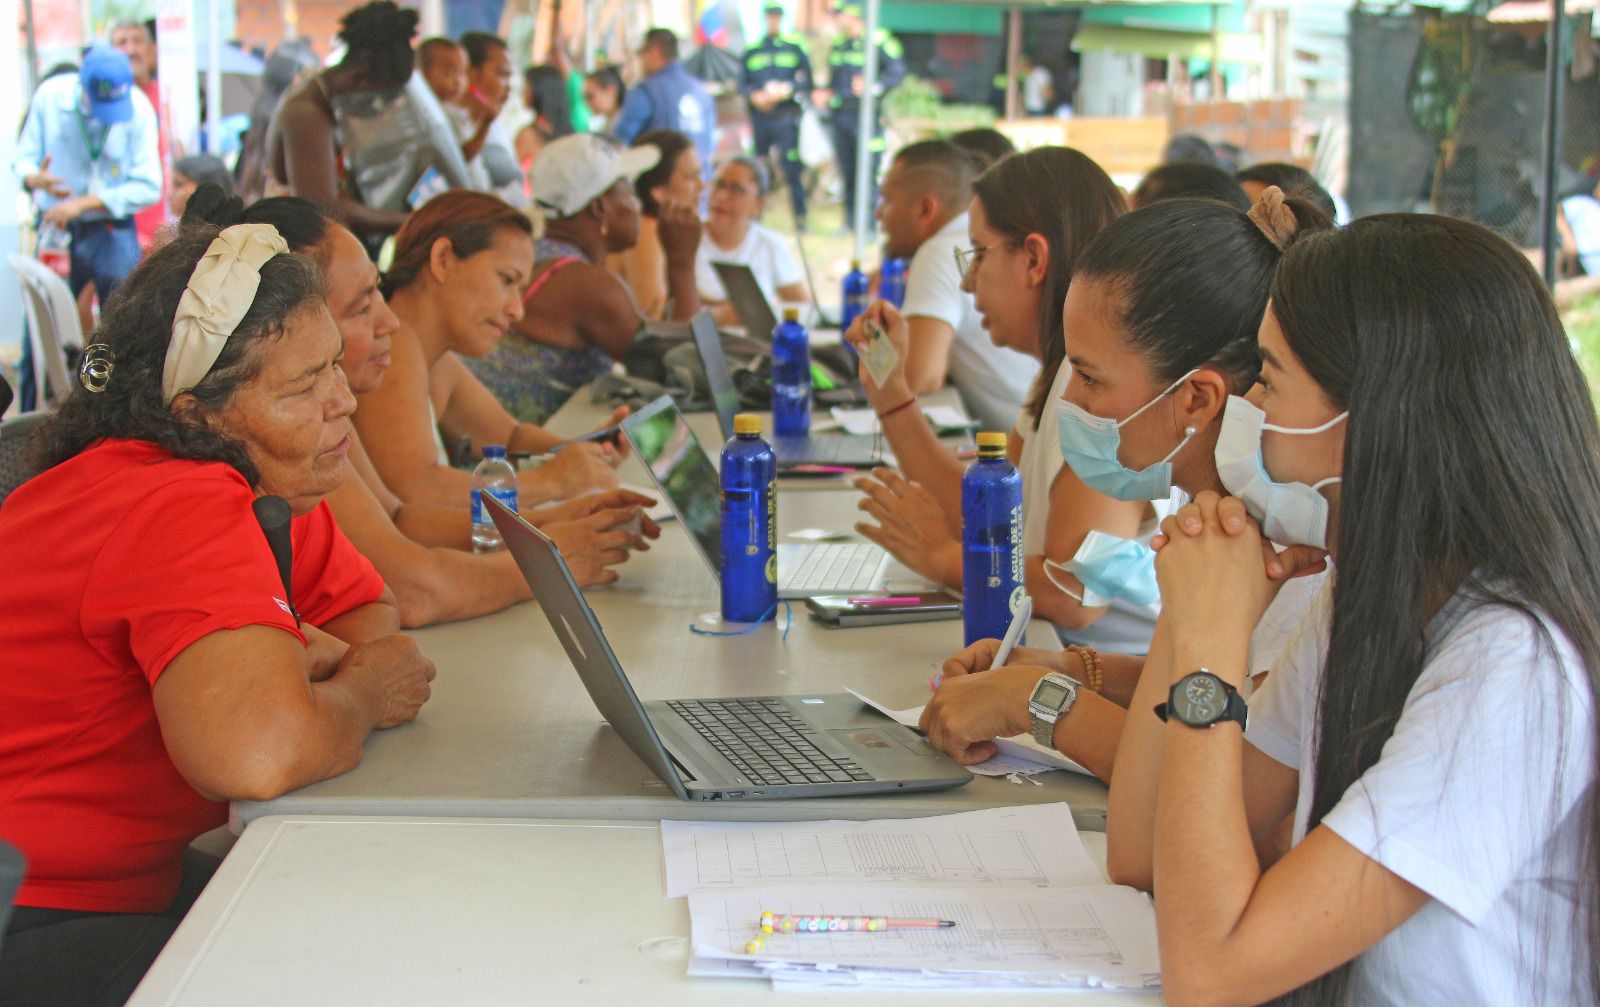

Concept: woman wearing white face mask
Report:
left=920, top=192, right=1331, bottom=782
left=1108, top=214, right=1600, bottom=1006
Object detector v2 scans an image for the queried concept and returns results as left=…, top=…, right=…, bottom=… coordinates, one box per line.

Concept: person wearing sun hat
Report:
left=462, top=133, right=705, bottom=423
left=13, top=44, right=160, bottom=306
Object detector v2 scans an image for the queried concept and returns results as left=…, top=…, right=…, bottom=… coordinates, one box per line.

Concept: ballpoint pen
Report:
left=930, top=595, right=1031, bottom=691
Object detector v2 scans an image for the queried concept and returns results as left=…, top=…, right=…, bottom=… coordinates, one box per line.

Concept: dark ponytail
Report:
left=1074, top=196, right=1331, bottom=394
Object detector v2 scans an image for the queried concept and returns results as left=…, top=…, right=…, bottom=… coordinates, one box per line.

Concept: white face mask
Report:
left=1213, top=395, right=1347, bottom=549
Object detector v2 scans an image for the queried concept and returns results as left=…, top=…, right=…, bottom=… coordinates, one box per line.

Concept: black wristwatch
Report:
left=1154, top=670, right=1248, bottom=729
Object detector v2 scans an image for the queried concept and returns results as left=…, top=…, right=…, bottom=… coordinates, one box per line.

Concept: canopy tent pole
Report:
left=1005, top=6, right=1021, bottom=120
left=584, top=0, right=599, bottom=72
left=21, top=0, right=37, bottom=95
left=851, top=0, right=882, bottom=254
left=205, top=0, right=223, bottom=154
left=1538, top=0, right=1568, bottom=290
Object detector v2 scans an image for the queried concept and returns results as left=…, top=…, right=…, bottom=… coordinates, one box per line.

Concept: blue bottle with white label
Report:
left=771, top=306, right=812, bottom=438
left=880, top=257, right=907, bottom=308
left=961, top=432, right=1025, bottom=646
left=470, top=445, right=519, bottom=553
left=721, top=414, right=778, bottom=622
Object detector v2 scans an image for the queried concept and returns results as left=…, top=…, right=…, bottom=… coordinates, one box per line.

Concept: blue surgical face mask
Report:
left=1043, top=530, right=1161, bottom=608
left=1057, top=370, right=1198, bottom=501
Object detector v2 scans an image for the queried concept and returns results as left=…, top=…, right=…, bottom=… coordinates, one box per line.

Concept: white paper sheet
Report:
left=660, top=803, right=1101, bottom=899
left=688, top=881, right=1160, bottom=983
left=845, top=688, right=1092, bottom=777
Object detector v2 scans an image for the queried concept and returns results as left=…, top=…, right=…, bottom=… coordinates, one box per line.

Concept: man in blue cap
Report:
left=742, top=3, right=813, bottom=230
left=815, top=2, right=903, bottom=234
left=13, top=45, right=161, bottom=304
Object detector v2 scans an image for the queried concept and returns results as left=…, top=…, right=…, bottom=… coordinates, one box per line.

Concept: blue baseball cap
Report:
left=80, top=46, right=135, bottom=125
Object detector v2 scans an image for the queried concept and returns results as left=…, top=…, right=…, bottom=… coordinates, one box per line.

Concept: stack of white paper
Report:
left=662, top=804, right=1160, bottom=993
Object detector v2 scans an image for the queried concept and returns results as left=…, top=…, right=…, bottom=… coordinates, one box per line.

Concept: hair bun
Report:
left=1247, top=185, right=1298, bottom=251
left=180, top=184, right=245, bottom=231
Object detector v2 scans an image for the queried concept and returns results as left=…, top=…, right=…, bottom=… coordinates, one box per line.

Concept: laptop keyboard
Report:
left=667, top=698, right=874, bottom=788
left=781, top=543, right=884, bottom=594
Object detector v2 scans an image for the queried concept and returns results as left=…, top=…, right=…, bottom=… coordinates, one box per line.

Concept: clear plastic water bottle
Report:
left=470, top=445, right=519, bottom=553
left=880, top=257, right=907, bottom=308
left=37, top=223, right=70, bottom=279
left=720, top=414, right=777, bottom=623
left=771, top=306, right=812, bottom=438
left=961, top=432, right=1025, bottom=646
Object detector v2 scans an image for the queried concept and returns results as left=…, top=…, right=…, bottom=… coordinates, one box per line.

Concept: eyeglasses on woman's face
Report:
left=953, top=243, right=1005, bottom=278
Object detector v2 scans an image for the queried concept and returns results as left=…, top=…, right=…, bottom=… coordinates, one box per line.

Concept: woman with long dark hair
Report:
left=1108, top=213, right=1600, bottom=1004
left=847, top=147, right=1149, bottom=649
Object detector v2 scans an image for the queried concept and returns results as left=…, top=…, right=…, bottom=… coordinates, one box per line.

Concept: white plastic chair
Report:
left=9, top=253, right=82, bottom=411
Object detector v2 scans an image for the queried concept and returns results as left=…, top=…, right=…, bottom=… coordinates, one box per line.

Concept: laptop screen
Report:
left=621, top=397, right=724, bottom=572
left=689, top=311, right=739, bottom=441
left=712, top=262, right=778, bottom=340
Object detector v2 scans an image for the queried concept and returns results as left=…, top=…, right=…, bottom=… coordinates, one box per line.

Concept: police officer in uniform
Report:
left=742, top=3, right=813, bottom=229
left=815, top=2, right=904, bottom=233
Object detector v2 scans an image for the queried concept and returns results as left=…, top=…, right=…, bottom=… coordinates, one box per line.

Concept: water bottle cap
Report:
left=482, top=445, right=507, bottom=459
left=976, top=432, right=1007, bottom=450
left=849, top=259, right=861, bottom=269
left=782, top=307, right=801, bottom=322
left=734, top=414, right=763, bottom=435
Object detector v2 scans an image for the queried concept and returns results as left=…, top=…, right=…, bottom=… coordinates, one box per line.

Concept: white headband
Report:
left=162, top=223, right=290, bottom=405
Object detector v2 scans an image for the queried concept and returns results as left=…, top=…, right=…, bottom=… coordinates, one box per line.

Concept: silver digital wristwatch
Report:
left=1027, top=672, right=1083, bottom=748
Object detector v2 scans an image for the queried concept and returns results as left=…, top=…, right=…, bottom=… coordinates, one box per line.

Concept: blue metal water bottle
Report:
left=841, top=260, right=871, bottom=331
left=721, top=414, right=777, bottom=623
left=961, top=432, right=1025, bottom=646
left=771, top=306, right=812, bottom=438
left=880, top=257, right=907, bottom=308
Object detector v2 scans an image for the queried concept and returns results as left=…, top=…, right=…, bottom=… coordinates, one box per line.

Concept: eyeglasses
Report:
left=953, top=243, right=1004, bottom=277
left=712, top=179, right=760, bottom=198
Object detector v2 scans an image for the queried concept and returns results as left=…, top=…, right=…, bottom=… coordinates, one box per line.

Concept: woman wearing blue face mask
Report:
left=843, top=147, right=1146, bottom=647
left=1108, top=213, right=1600, bottom=1005
left=921, top=192, right=1331, bottom=783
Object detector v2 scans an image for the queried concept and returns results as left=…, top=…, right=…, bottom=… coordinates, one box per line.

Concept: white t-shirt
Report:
left=1024, top=65, right=1054, bottom=114
left=1246, top=587, right=1594, bottom=1005
left=695, top=223, right=804, bottom=306
left=903, top=212, right=1040, bottom=434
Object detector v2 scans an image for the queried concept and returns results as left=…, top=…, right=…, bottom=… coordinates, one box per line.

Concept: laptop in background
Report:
left=687, top=310, right=882, bottom=470
left=619, top=395, right=910, bottom=598
left=484, top=495, right=972, bottom=802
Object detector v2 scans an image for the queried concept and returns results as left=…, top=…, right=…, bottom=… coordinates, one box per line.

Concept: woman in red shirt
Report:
left=0, top=215, right=436, bottom=1007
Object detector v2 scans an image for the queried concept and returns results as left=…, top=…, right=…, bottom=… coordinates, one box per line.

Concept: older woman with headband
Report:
left=0, top=221, right=434, bottom=1006
left=356, top=189, right=626, bottom=507
left=464, top=133, right=703, bottom=424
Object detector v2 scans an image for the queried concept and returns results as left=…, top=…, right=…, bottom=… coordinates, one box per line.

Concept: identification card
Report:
left=862, top=319, right=899, bottom=388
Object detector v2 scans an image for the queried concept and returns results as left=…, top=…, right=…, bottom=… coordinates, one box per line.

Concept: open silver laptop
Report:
left=483, top=495, right=972, bottom=802
left=619, top=394, right=904, bottom=598
left=687, top=309, right=883, bottom=471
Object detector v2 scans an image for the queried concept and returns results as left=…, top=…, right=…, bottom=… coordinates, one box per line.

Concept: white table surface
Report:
left=231, top=392, right=1108, bottom=830
left=132, top=815, right=1160, bottom=1007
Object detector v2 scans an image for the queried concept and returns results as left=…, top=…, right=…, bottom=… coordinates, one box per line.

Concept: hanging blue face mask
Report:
left=1043, top=530, right=1161, bottom=608
left=1057, top=370, right=1198, bottom=501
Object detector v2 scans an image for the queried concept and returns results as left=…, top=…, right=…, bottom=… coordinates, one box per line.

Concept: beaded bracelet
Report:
left=876, top=396, right=918, bottom=420
left=1073, top=646, right=1103, bottom=693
